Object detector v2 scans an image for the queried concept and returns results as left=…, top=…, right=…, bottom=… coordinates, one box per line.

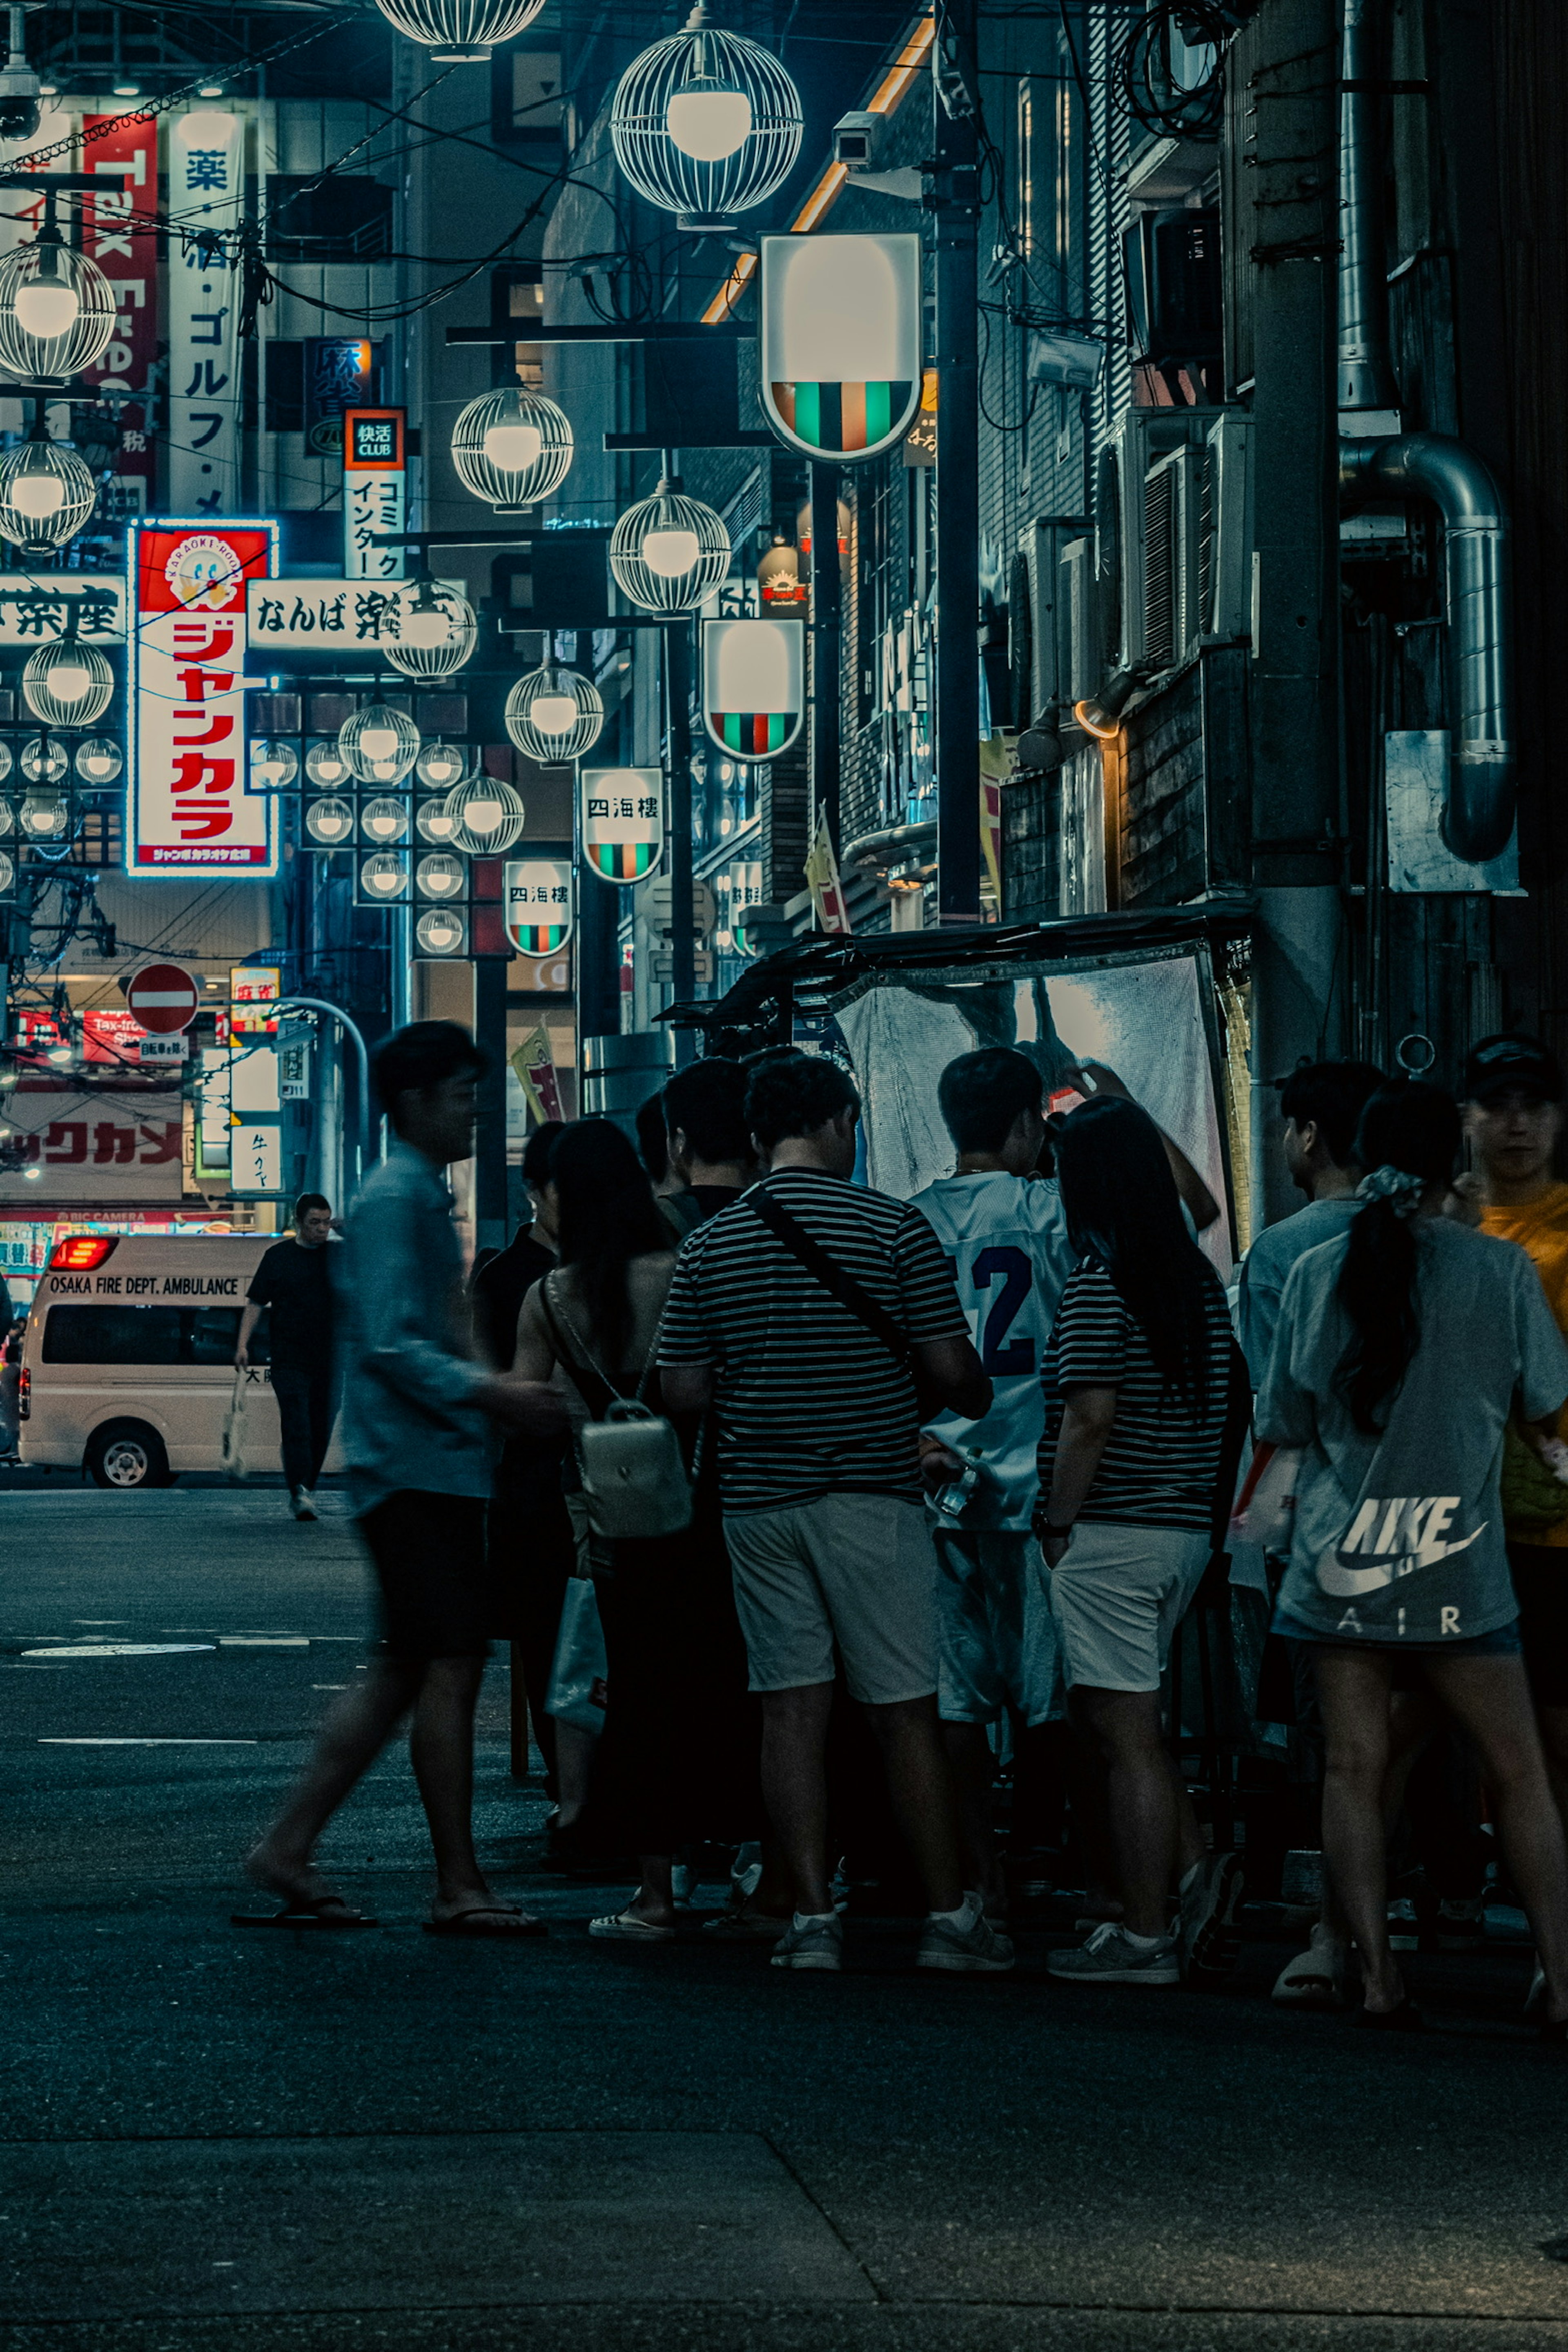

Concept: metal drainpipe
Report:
left=1336, top=0, right=1515, bottom=864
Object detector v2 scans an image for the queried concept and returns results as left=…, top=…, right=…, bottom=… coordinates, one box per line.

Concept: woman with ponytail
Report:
left=1261, top=1078, right=1568, bottom=2031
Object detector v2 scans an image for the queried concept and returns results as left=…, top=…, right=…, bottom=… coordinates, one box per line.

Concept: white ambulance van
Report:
left=18, top=1232, right=283, bottom=1488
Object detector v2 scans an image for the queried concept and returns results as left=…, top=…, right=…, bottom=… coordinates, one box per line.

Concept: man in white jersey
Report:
left=911, top=1048, right=1077, bottom=1905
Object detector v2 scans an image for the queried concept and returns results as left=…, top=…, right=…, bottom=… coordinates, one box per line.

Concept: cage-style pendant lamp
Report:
left=0, top=433, right=96, bottom=554
left=370, top=0, right=545, bottom=65
left=22, top=633, right=114, bottom=728
left=383, top=576, right=478, bottom=682
left=450, top=387, right=572, bottom=514
left=447, top=771, right=526, bottom=854
left=610, top=482, right=729, bottom=613
left=504, top=665, right=604, bottom=762
left=610, top=9, right=802, bottom=231
left=0, top=194, right=118, bottom=384
left=338, top=702, right=420, bottom=786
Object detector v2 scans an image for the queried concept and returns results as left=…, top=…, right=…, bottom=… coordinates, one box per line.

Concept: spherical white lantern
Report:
left=74, top=737, right=122, bottom=785
left=447, top=771, right=526, bottom=854
left=22, top=637, right=113, bottom=729
left=610, top=485, right=729, bottom=613
left=20, top=737, right=68, bottom=786
left=0, top=230, right=117, bottom=383
left=0, top=792, right=13, bottom=832
left=248, top=738, right=298, bottom=793
left=359, top=851, right=409, bottom=900
left=383, top=578, right=478, bottom=682
left=305, top=795, right=354, bottom=844
left=450, top=387, right=572, bottom=514
left=504, top=665, right=604, bottom=762
left=370, top=0, right=544, bottom=64
left=305, top=739, right=351, bottom=788
left=416, top=906, right=467, bottom=956
left=416, top=739, right=468, bottom=790
left=0, top=849, right=13, bottom=894
left=19, top=787, right=69, bottom=839
left=416, top=793, right=462, bottom=844
left=360, top=795, right=410, bottom=844
left=0, top=744, right=14, bottom=788
left=0, top=437, right=96, bottom=554
left=339, top=702, right=419, bottom=785
left=416, top=852, right=466, bottom=900
left=611, top=23, right=802, bottom=229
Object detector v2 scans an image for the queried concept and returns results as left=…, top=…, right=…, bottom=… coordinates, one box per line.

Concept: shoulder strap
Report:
left=744, top=1185, right=913, bottom=1372
left=540, top=1276, right=621, bottom=1423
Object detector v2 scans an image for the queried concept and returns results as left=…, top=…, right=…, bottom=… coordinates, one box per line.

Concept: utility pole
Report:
left=664, top=619, right=696, bottom=1066
left=472, top=938, right=510, bottom=1258
left=931, top=0, right=982, bottom=926
left=809, top=459, right=842, bottom=854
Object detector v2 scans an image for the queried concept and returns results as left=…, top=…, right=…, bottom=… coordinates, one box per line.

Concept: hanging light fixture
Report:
left=416, top=906, right=467, bottom=956
left=74, top=738, right=122, bottom=785
left=18, top=788, right=69, bottom=840
left=610, top=481, right=729, bottom=613
left=0, top=794, right=13, bottom=833
left=504, top=665, right=604, bottom=762
left=305, top=795, right=354, bottom=845
left=0, top=192, right=118, bottom=383
left=305, top=740, right=351, bottom=788
left=0, top=849, right=12, bottom=895
left=383, top=576, right=478, bottom=682
left=416, top=739, right=468, bottom=790
left=359, top=852, right=410, bottom=901
left=369, top=0, right=544, bottom=66
left=360, top=795, right=410, bottom=844
left=20, top=737, right=69, bottom=785
left=0, top=744, right=13, bottom=788
left=247, top=739, right=298, bottom=793
left=450, top=387, right=572, bottom=514
left=338, top=702, right=419, bottom=785
left=611, top=11, right=802, bottom=231
left=416, top=852, right=466, bottom=900
left=0, top=433, right=96, bottom=555
left=446, top=771, right=526, bottom=854
left=416, top=793, right=463, bottom=844
left=22, top=633, right=113, bottom=730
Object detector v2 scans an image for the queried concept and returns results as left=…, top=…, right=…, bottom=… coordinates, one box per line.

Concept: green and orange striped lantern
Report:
left=761, top=232, right=922, bottom=465
left=703, top=617, right=804, bottom=763
left=579, top=766, right=665, bottom=886
left=504, top=857, right=575, bottom=955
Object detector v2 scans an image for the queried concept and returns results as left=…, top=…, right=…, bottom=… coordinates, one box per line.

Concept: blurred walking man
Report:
left=242, top=1022, right=568, bottom=1936
left=237, top=1192, right=339, bottom=1521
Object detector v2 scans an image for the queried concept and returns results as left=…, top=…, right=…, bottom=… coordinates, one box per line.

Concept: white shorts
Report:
left=723, top=1493, right=939, bottom=1706
left=931, top=1525, right=1064, bottom=1726
left=1045, top=1519, right=1211, bottom=1695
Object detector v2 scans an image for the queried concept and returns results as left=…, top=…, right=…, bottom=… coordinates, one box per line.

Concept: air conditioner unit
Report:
left=1058, top=535, right=1100, bottom=706
left=1096, top=407, right=1254, bottom=678
left=1143, top=444, right=1204, bottom=673
left=1201, top=409, right=1254, bottom=641
left=1017, top=518, right=1086, bottom=719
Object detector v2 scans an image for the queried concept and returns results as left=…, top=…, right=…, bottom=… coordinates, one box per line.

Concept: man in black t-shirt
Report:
left=237, top=1193, right=339, bottom=1520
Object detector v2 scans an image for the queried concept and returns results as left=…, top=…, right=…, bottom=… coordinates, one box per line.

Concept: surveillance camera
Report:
left=0, top=71, right=40, bottom=142
left=833, top=110, right=882, bottom=170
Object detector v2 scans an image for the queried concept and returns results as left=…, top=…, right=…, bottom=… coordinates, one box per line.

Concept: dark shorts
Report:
left=359, top=1490, right=492, bottom=1665
left=1508, top=1542, right=1568, bottom=1708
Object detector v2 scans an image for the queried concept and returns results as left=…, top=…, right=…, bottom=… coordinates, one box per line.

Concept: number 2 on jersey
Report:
left=971, top=1245, right=1034, bottom=1374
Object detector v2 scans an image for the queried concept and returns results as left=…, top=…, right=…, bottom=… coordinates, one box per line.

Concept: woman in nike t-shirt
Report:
left=1259, top=1079, right=1568, bottom=2032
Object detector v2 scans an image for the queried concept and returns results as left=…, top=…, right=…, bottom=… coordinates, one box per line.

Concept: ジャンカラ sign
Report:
left=128, top=522, right=279, bottom=876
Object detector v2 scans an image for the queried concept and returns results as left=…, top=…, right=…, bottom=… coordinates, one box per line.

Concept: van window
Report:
left=41, top=1305, right=268, bottom=1366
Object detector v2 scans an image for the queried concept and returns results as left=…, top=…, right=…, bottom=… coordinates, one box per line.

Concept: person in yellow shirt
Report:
left=1463, top=1035, right=1568, bottom=1841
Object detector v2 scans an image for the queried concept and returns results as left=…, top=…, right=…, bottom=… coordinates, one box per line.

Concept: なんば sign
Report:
left=127, top=522, right=279, bottom=877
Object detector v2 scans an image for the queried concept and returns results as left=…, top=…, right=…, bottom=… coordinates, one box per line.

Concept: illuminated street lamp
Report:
left=0, top=432, right=96, bottom=554
left=360, top=795, right=410, bottom=844
left=339, top=702, right=420, bottom=785
left=450, top=386, right=572, bottom=513
left=383, top=576, right=477, bottom=682
left=610, top=482, right=729, bottom=613
left=0, top=194, right=117, bottom=383
left=359, top=852, right=409, bottom=900
left=18, top=787, right=69, bottom=839
left=247, top=738, right=298, bottom=792
left=611, top=13, right=802, bottom=231
left=370, top=0, right=544, bottom=66
left=305, top=740, right=351, bottom=788
left=447, top=772, right=526, bottom=854
left=505, top=665, right=604, bottom=761
left=20, top=737, right=68, bottom=785
left=74, top=737, right=122, bottom=785
left=415, top=906, right=466, bottom=955
left=416, top=792, right=463, bottom=843
left=416, top=852, right=466, bottom=900
left=22, top=635, right=113, bottom=728
left=416, top=740, right=468, bottom=790
left=305, top=795, right=354, bottom=844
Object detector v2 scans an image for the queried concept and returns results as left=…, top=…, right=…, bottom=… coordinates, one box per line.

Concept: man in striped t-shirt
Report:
left=659, top=1052, right=1014, bottom=1976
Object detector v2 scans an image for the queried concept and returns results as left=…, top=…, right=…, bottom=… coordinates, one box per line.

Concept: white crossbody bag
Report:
left=541, top=1275, right=693, bottom=1542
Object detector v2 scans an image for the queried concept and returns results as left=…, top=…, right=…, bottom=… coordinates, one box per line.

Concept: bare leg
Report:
left=863, top=1693, right=964, bottom=1914
left=1312, top=1646, right=1402, bottom=2011
left=1061, top=1722, right=1123, bottom=1918
left=759, top=1682, right=836, bottom=1914
left=1423, top=1654, right=1568, bottom=2025
left=626, top=1854, right=675, bottom=1927
left=940, top=1719, right=1004, bottom=1904
left=1069, top=1686, right=1182, bottom=1939
left=550, top=1719, right=599, bottom=1831
left=248, top=1655, right=422, bottom=1904
left=411, top=1655, right=539, bottom=1924
left=746, top=1836, right=795, bottom=1920
left=1533, top=1702, right=1568, bottom=1835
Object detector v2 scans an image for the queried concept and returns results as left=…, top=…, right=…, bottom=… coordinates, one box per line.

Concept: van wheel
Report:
left=85, top=1422, right=172, bottom=1490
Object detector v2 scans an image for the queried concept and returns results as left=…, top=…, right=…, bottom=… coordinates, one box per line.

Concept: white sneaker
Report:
left=771, top=1911, right=843, bottom=1972
left=1387, top=1895, right=1421, bottom=1951
left=290, top=1487, right=318, bottom=1521
left=1048, top=1921, right=1180, bottom=1985
left=916, top=1896, right=1015, bottom=1974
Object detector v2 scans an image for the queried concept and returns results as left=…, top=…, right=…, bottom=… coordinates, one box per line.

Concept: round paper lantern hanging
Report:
left=338, top=702, right=420, bottom=786
left=369, top=0, right=544, bottom=64
left=416, top=740, right=469, bottom=790
left=383, top=578, right=478, bottom=682
left=611, top=17, right=802, bottom=230
left=450, top=387, right=572, bottom=514
left=22, top=636, right=114, bottom=728
left=0, top=205, right=117, bottom=384
left=447, top=772, right=526, bottom=855
left=610, top=485, right=729, bottom=614
left=0, top=435, right=96, bottom=554
left=504, top=666, right=604, bottom=762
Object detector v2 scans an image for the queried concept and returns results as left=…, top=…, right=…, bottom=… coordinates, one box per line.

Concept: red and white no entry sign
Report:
left=124, top=962, right=200, bottom=1036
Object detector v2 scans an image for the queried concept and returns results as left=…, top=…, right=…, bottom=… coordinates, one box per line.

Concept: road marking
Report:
left=217, top=1637, right=308, bottom=1648
left=23, top=1643, right=215, bottom=1659
left=39, top=1737, right=258, bottom=1746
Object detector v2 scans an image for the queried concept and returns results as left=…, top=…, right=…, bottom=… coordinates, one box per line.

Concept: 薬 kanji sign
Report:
left=128, top=522, right=279, bottom=876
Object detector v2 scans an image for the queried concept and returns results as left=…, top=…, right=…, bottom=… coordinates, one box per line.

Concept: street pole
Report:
left=931, top=0, right=982, bottom=925
left=472, top=956, right=509, bottom=1257
left=809, top=459, right=842, bottom=854
left=664, top=619, right=696, bottom=1067
left=271, top=997, right=373, bottom=1192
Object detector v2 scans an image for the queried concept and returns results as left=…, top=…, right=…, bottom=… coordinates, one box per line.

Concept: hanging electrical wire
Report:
left=1110, top=0, right=1259, bottom=142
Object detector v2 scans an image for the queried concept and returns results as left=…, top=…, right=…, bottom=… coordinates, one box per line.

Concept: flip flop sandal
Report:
left=1271, top=1946, right=1350, bottom=2007
left=423, top=1909, right=548, bottom=1938
left=232, top=1899, right=379, bottom=1931
left=589, top=1911, right=677, bottom=1941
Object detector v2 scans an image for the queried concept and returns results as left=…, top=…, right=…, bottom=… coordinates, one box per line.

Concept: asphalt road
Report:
left=4, top=1487, right=1568, bottom=2352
